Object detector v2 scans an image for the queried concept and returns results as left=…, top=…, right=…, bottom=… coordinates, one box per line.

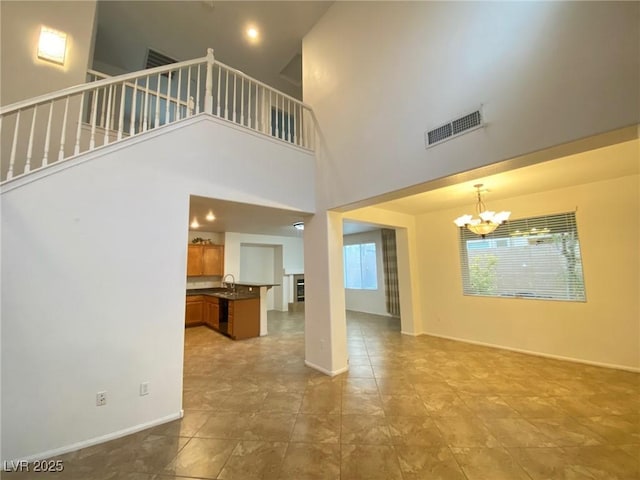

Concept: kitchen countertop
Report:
left=186, top=288, right=258, bottom=301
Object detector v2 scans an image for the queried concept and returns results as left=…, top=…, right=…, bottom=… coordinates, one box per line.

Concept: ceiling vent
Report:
left=425, top=108, right=483, bottom=149
left=145, top=48, right=178, bottom=71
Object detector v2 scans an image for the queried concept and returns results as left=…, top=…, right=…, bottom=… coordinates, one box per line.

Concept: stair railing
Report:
left=0, top=48, right=315, bottom=184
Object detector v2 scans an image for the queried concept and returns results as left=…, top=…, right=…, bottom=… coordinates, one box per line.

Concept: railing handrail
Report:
left=2, top=56, right=312, bottom=117
left=213, top=60, right=312, bottom=110
left=0, top=56, right=207, bottom=115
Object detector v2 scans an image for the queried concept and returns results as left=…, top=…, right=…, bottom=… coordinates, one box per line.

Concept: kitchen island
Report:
left=185, top=282, right=277, bottom=339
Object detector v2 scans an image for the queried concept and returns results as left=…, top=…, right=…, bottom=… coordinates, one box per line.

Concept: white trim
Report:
left=7, top=411, right=183, bottom=463
left=400, top=330, right=421, bottom=337
left=1, top=114, right=314, bottom=194
left=423, top=331, right=640, bottom=373
left=305, top=360, right=349, bottom=377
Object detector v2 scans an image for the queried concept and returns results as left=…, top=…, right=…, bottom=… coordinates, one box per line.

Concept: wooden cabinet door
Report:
left=185, top=297, right=204, bottom=326
left=204, top=297, right=220, bottom=330
left=187, top=245, right=203, bottom=276
left=229, top=298, right=260, bottom=340
left=202, top=245, right=224, bottom=276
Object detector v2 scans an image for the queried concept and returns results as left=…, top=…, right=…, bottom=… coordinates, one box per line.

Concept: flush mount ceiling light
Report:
left=293, top=222, right=304, bottom=231
left=190, top=217, right=200, bottom=229
left=245, top=25, right=260, bottom=44
left=37, top=26, right=67, bottom=65
left=454, top=184, right=510, bottom=238
left=206, top=211, right=216, bottom=221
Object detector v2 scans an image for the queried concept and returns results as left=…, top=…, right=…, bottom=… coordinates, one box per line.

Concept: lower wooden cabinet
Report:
left=228, top=297, right=260, bottom=340
left=204, top=296, right=219, bottom=330
left=185, top=295, right=204, bottom=327
left=185, top=294, right=260, bottom=339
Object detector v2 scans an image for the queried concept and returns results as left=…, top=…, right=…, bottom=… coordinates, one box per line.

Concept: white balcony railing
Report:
left=0, top=48, right=315, bottom=184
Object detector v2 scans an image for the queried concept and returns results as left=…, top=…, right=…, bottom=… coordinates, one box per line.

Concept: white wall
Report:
left=1, top=116, right=315, bottom=461
left=417, top=174, right=640, bottom=371
left=343, top=230, right=388, bottom=316
left=0, top=1, right=97, bottom=105
left=240, top=244, right=276, bottom=310
left=225, top=232, right=304, bottom=311
left=303, top=2, right=639, bottom=209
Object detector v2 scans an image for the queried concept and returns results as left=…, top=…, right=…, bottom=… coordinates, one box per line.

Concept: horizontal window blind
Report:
left=459, top=212, right=586, bottom=301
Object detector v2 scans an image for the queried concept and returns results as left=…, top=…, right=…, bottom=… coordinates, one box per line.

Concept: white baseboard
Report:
left=305, top=360, right=349, bottom=377
left=400, top=330, right=421, bottom=337
left=9, top=411, right=183, bottom=463
left=423, top=331, right=640, bottom=373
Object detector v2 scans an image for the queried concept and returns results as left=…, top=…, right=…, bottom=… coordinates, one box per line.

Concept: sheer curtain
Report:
left=381, top=229, right=400, bottom=316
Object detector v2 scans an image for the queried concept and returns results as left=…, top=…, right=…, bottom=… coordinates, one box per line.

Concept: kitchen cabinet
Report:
left=185, top=295, right=204, bottom=327
left=187, top=244, right=224, bottom=276
left=227, top=297, right=260, bottom=340
left=204, top=296, right=219, bottom=330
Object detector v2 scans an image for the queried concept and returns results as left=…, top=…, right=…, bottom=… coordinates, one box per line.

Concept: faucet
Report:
left=222, top=274, right=236, bottom=293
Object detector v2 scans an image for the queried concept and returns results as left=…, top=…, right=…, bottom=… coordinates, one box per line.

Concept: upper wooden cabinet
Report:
left=187, top=244, right=224, bottom=276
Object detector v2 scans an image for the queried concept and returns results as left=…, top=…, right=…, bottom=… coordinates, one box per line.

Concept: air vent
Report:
left=145, top=48, right=178, bottom=70
left=425, top=108, right=483, bottom=148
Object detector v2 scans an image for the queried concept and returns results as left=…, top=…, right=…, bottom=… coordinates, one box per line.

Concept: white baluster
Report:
left=299, top=106, right=304, bottom=148
left=129, top=82, right=138, bottom=136
left=186, top=67, right=192, bottom=117
left=58, top=96, right=69, bottom=160
left=104, top=84, right=113, bottom=144
left=143, top=75, right=150, bottom=131
left=224, top=70, right=230, bottom=119
left=277, top=94, right=281, bottom=139
left=176, top=68, right=182, bottom=120
left=26, top=105, right=37, bottom=173
left=117, top=82, right=125, bottom=140
left=255, top=84, right=259, bottom=131
left=232, top=74, right=237, bottom=122
left=248, top=80, right=252, bottom=129
left=286, top=98, right=290, bottom=142
left=204, top=48, right=214, bottom=114
left=90, top=88, right=98, bottom=149
left=42, top=100, right=54, bottom=166
left=8, top=110, right=20, bottom=179
left=165, top=71, right=172, bottom=123
left=196, top=65, right=201, bottom=113
left=240, top=77, right=244, bottom=125
left=216, top=65, right=221, bottom=116
left=154, top=73, right=161, bottom=127
left=74, top=92, right=85, bottom=155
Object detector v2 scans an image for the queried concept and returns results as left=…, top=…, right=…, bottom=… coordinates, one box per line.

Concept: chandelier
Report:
left=454, top=184, right=510, bottom=237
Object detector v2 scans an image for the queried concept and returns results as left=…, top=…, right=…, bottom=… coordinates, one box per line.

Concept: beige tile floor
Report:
left=6, top=310, right=639, bottom=479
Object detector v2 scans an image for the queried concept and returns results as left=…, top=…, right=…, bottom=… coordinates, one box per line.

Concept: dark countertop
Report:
left=186, top=288, right=258, bottom=301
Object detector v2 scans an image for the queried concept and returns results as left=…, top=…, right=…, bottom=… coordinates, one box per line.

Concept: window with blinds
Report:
left=459, top=212, right=586, bottom=301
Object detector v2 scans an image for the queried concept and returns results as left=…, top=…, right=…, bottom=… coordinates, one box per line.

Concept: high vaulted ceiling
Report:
left=93, top=1, right=333, bottom=99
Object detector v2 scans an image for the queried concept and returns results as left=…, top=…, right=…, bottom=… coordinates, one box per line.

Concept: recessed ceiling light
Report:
left=191, top=217, right=200, bottom=229
left=293, top=222, right=304, bottom=231
left=247, top=27, right=258, bottom=39
left=206, top=211, right=216, bottom=221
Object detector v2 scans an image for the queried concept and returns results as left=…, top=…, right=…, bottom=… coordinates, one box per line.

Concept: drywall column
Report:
left=304, top=210, right=348, bottom=375
left=396, top=227, right=421, bottom=335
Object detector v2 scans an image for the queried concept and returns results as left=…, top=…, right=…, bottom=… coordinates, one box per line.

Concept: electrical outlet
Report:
left=140, top=382, right=149, bottom=396
left=96, top=391, right=107, bottom=406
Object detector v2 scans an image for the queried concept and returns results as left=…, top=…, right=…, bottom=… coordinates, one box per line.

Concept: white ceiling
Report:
left=190, top=139, right=638, bottom=239
left=189, top=195, right=309, bottom=237
left=374, top=139, right=639, bottom=215
left=93, top=1, right=333, bottom=99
